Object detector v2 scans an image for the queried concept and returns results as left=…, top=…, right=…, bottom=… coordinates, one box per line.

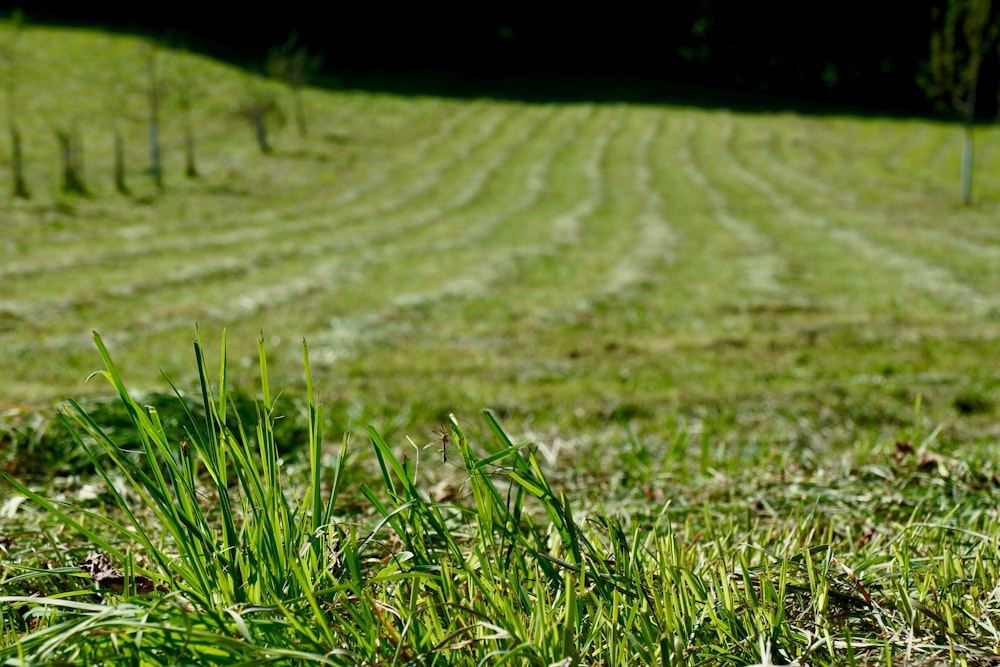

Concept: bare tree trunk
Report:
left=253, top=105, right=271, bottom=153
left=149, top=120, right=162, bottom=188
left=3, top=12, right=29, bottom=199
left=113, top=125, right=128, bottom=194
left=292, top=88, right=307, bottom=137
left=182, top=100, right=198, bottom=178
left=961, top=124, right=974, bottom=205
left=146, top=46, right=163, bottom=190
left=73, top=128, right=85, bottom=187
left=923, top=0, right=995, bottom=205
left=57, top=129, right=87, bottom=195
left=961, top=75, right=978, bottom=206
left=265, top=35, right=318, bottom=139
left=171, top=48, right=203, bottom=178
left=184, top=126, right=197, bottom=177
left=9, top=124, right=29, bottom=198
left=4, top=64, right=28, bottom=198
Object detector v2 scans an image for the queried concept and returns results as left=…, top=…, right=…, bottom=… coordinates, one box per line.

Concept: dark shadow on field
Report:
left=315, top=68, right=942, bottom=121
left=6, top=13, right=942, bottom=120
left=0, top=391, right=310, bottom=481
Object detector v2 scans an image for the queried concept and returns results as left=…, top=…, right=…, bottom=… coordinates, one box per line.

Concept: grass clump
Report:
left=3, top=333, right=1000, bottom=665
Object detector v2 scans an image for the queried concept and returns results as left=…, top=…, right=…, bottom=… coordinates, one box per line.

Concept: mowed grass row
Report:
left=2, top=24, right=1000, bottom=450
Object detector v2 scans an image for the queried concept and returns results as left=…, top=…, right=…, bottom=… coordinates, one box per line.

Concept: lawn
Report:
left=3, top=22, right=1000, bottom=666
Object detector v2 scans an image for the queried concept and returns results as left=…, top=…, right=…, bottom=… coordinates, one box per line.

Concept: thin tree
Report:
left=266, top=33, right=322, bottom=138
left=55, top=127, right=87, bottom=195
left=2, top=10, right=29, bottom=198
left=143, top=40, right=164, bottom=190
left=168, top=46, right=202, bottom=178
left=105, top=75, right=133, bottom=195
left=923, top=0, right=999, bottom=204
left=237, top=77, right=284, bottom=154
left=112, top=121, right=128, bottom=194
left=178, top=71, right=198, bottom=178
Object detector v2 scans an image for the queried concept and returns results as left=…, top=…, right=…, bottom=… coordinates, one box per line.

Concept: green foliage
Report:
left=922, top=0, right=1000, bottom=203
left=924, top=0, right=999, bottom=116
left=266, top=32, right=322, bottom=137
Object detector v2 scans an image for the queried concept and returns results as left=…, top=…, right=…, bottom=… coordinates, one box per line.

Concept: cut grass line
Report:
left=548, top=104, right=615, bottom=248
left=549, top=104, right=624, bottom=250
left=410, top=104, right=592, bottom=242
left=601, top=110, right=677, bottom=295
left=0, top=100, right=480, bottom=284
left=392, top=103, right=633, bottom=323
left=677, top=114, right=785, bottom=296
left=250, top=105, right=654, bottom=364
left=385, top=106, right=596, bottom=308
left=488, top=106, right=681, bottom=317
left=309, top=105, right=607, bottom=306
left=0, top=104, right=545, bottom=324
left=6, top=102, right=641, bottom=351
left=715, top=114, right=996, bottom=318
left=0, top=101, right=495, bottom=287
left=498, top=105, right=637, bottom=303
left=748, top=120, right=851, bottom=206
left=740, top=131, right=1000, bottom=294
left=375, top=106, right=642, bottom=319
left=325, top=103, right=516, bottom=219
left=818, top=118, right=987, bottom=203
left=727, top=116, right=1000, bottom=253
left=290, top=99, right=491, bottom=210
left=349, top=107, right=589, bottom=313
left=0, top=106, right=563, bottom=354
left=792, top=117, right=947, bottom=204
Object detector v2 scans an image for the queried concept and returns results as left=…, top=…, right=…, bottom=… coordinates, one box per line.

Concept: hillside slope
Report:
left=3, top=24, right=1000, bottom=449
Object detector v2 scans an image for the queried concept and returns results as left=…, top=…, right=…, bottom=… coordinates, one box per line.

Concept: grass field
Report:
left=3, top=25, right=1000, bottom=450
left=4, top=23, right=1000, bottom=666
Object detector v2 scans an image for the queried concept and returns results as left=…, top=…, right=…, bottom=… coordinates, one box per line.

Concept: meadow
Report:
left=3, top=23, right=1000, bottom=666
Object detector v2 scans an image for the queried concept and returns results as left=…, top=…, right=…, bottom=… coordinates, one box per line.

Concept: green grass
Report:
left=3, top=22, right=1000, bottom=665
left=4, top=334, right=1000, bottom=665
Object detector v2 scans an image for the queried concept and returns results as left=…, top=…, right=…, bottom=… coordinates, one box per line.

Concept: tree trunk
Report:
left=4, top=13, right=29, bottom=199
left=57, top=132, right=71, bottom=190
left=147, top=49, right=163, bottom=190
left=293, top=88, right=307, bottom=137
left=960, top=47, right=979, bottom=206
left=961, top=123, right=974, bottom=205
left=180, top=89, right=199, bottom=178
left=113, top=125, right=128, bottom=195
left=253, top=106, right=271, bottom=153
left=183, top=117, right=198, bottom=178
left=148, top=121, right=162, bottom=189
left=57, top=130, right=87, bottom=195
left=9, top=124, right=29, bottom=199
left=72, top=129, right=85, bottom=188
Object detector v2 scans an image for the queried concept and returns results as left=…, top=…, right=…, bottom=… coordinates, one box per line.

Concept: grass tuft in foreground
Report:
left=2, top=333, right=1000, bottom=665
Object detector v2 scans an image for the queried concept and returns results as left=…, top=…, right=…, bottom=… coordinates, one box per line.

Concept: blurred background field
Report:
left=2, top=22, right=1000, bottom=459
